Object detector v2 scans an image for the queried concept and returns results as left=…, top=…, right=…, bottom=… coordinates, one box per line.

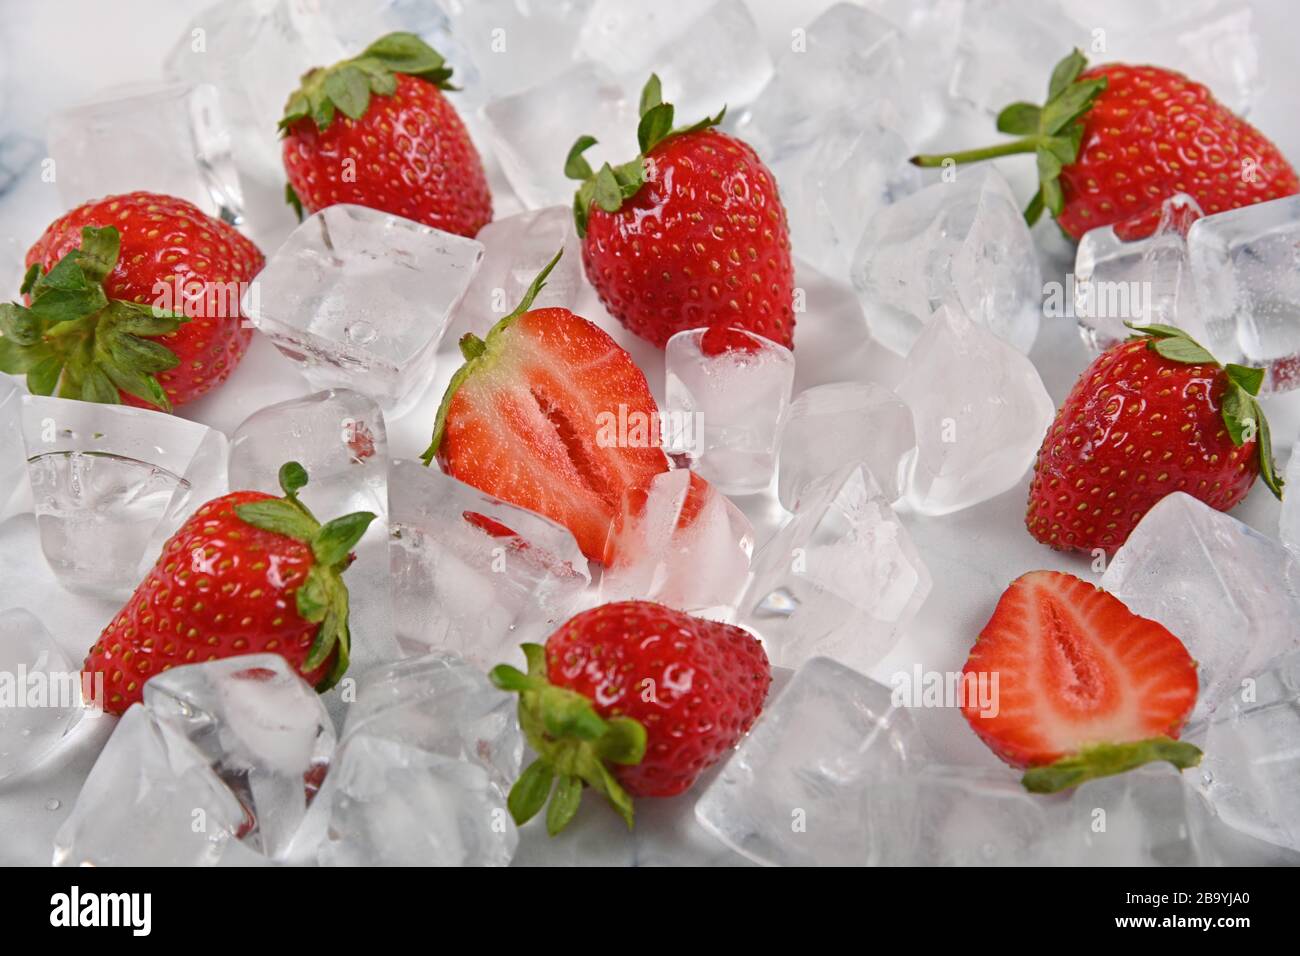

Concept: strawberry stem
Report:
left=1022, top=736, right=1202, bottom=793
left=910, top=136, right=1040, bottom=167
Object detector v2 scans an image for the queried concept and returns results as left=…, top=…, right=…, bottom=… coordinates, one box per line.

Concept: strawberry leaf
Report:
left=312, top=510, right=377, bottom=566
left=996, top=102, right=1040, bottom=135
left=1224, top=362, right=1265, bottom=396
left=546, top=775, right=584, bottom=836
left=508, top=759, right=555, bottom=826
left=1022, top=737, right=1202, bottom=793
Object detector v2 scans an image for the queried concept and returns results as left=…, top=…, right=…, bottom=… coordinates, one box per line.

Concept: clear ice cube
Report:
left=1058, top=765, right=1199, bottom=866
left=949, top=0, right=1086, bottom=113
left=777, top=382, right=916, bottom=511
left=1074, top=193, right=1205, bottom=353
left=21, top=396, right=229, bottom=598
left=1100, top=492, right=1300, bottom=720
left=599, top=469, right=754, bottom=613
left=387, top=459, right=590, bottom=667
left=241, top=204, right=484, bottom=416
left=46, top=82, right=244, bottom=226
left=1187, top=195, right=1300, bottom=392
left=340, top=651, right=523, bottom=792
left=53, top=704, right=248, bottom=866
left=451, top=206, right=581, bottom=339
left=896, top=305, right=1054, bottom=515
left=852, top=168, right=1043, bottom=355
left=439, top=0, right=590, bottom=100
left=739, top=465, right=931, bottom=673
left=694, top=656, right=929, bottom=866
left=299, top=731, right=518, bottom=866
left=663, top=327, right=795, bottom=496
left=1194, top=649, right=1300, bottom=853
left=0, top=608, right=83, bottom=782
left=142, top=654, right=336, bottom=860
left=482, top=62, right=639, bottom=209
left=0, top=377, right=29, bottom=523
left=1281, top=444, right=1300, bottom=554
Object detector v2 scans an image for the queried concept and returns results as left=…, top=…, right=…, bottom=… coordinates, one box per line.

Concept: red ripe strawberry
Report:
left=84, top=462, right=375, bottom=715
left=490, top=601, right=771, bottom=833
left=569, top=75, right=795, bottom=349
left=1026, top=324, right=1281, bottom=555
left=422, top=252, right=669, bottom=560
left=280, top=32, right=491, bottom=238
left=4, top=192, right=264, bottom=410
left=961, top=571, right=1200, bottom=792
left=914, top=50, right=1299, bottom=240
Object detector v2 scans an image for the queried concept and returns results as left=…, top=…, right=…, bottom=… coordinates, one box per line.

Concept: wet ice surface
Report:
left=0, top=608, right=82, bottom=782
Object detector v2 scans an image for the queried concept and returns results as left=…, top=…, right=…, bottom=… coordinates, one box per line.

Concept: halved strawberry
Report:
left=422, top=252, right=668, bottom=560
left=961, top=570, right=1200, bottom=793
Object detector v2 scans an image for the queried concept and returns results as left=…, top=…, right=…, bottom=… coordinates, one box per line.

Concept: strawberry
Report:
left=84, top=462, right=376, bottom=716
left=490, top=601, right=771, bottom=833
left=913, top=49, right=1299, bottom=240
left=280, top=32, right=491, bottom=238
left=421, top=252, right=669, bottom=560
left=1026, top=324, right=1281, bottom=555
left=568, top=75, right=795, bottom=349
left=961, top=571, right=1200, bottom=793
left=2, top=192, right=264, bottom=410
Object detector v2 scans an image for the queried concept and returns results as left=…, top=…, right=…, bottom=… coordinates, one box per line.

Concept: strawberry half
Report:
left=490, top=601, right=771, bottom=834
left=914, top=49, right=1298, bottom=240
left=421, top=252, right=668, bottom=560
left=961, top=571, right=1200, bottom=793
left=84, top=462, right=376, bottom=715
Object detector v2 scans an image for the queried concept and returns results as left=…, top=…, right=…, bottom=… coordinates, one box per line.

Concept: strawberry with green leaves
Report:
left=914, top=50, right=1298, bottom=238
left=3, top=192, right=264, bottom=410
left=490, top=601, right=771, bottom=834
left=84, top=462, right=375, bottom=715
left=280, top=32, right=491, bottom=238
left=569, top=75, right=795, bottom=349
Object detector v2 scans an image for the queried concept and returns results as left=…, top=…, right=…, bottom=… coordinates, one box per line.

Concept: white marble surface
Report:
left=2, top=0, right=1300, bottom=866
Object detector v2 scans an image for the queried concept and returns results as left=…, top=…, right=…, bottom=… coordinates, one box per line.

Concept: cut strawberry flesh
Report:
left=438, top=307, right=668, bottom=560
left=961, top=570, right=1198, bottom=770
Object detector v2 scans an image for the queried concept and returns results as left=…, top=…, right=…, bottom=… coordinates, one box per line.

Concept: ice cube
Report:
left=241, top=204, right=484, bottom=416
left=694, top=656, right=928, bottom=866
left=0, top=608, right=83, bottom=782
left=738, top=466, right=930, bottom=673
left=53, top=704, right=248, bottom=866
left=664, top=328, right=795, bottom=495
left=21, top=396, right=229, bottom=599
left=1187, top=195, right=1300, bottom=392
left=599, top=469, right=754, bottom=613
left=1100, top=492, right=1300, bottom=720
left=1074, top=194, right=1205, bottom=353
left=142, top=654, right=335, bottom=859
left=451, top=206, right=581, bottom=339
left=482, top=62, right=639, bottom=210
left=851, top=168, right=1043, bottom=355
left=340, top=651, right=522, bottom=791
left=868, top=767, right=1059, bottom=866
left=1059, top=765, right=1199, bottom=865
left=949, top=0, right=1087, bottom=113
left=0, top=377, right=29, bottom=523
left=438, top=0, right=589, bottom=100
left=896, top=305, right=1054, bottom=515
left=1193, top=649, right=1300, bottom=852
left=777, top=382, right=916, bottom=510
left=299, top=731, right=518, bottom=866
left=1281, top=444, right=1300, bottom=554
left=387, top=459, right=589, bottom=667
left=46, top=82, right=244, bottom=225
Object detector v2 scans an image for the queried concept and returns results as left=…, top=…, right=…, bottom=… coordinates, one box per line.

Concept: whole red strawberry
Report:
left=423, top=252, right=668, bottom=560
left=84, top=462, right=375, bottom=715
left=491, top=601, right=771, bottom=834
left=280, top=32, right=491, bottom=238
left=1026, top=325, right=1282, bottom=555
left=914, top=50, right=1299, bottom=239
left=569, top=75, right=795, bottom=349
left=4, top=192, right=263, bottom=410
left=962, top=571, right=1200, bottom=792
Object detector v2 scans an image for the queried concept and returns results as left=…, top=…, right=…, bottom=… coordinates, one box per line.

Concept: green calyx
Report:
left=566, top=73, right=726, bottom=237
left=490, top=643, right=647, bottom=836
left=0, top=226, right=186, bottom=411
left=233, top=462, right=377, bottom=692
left=910, top=49, right=1108, bottom=227
left=419, top=248, right=564, bottom=465
left=278, top=31, right=456, bottom=137
left=1022, top=736, right=1202, bottom=794
left=1127, top=322, right=1283, bottom=499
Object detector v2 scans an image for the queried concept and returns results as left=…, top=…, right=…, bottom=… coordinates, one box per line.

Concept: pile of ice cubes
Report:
left=3, top=0, right=1300, bottom=868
